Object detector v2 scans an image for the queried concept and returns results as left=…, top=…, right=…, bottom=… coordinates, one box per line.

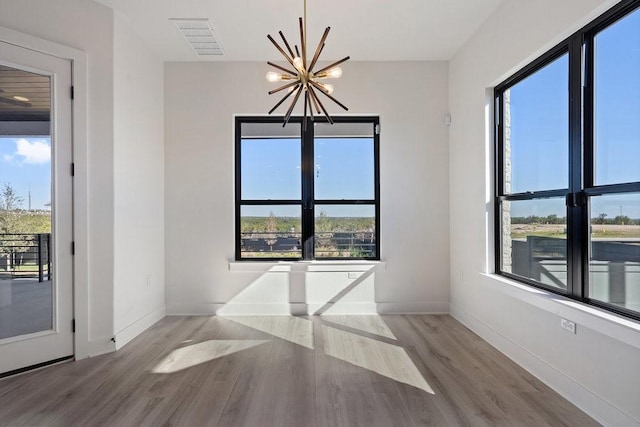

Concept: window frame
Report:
left=235, top=115, right=380, bottom=261
left=494, top=0, right=640, bottom=321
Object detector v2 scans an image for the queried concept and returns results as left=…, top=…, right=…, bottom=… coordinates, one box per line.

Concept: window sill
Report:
left=482, top=273, right=640, bottom=350
left=229, top=260, right=386, bottom=273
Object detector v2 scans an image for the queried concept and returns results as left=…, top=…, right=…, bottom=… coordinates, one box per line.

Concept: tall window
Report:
left=235, top=116, right=380, bottom=261
left=495, top=1, right=640, bottom=321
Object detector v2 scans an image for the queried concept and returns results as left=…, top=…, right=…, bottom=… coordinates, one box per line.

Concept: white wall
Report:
left=0, top=0, right=116, bottom=355
left=165, top=61, right=450, bottom=315
left=449, top=0, right=640, bottom=426
left=112, top=15, right=165, bottom=349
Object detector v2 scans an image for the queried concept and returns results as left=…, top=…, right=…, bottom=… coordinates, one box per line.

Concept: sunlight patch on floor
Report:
left=322, top=325, right=434, bottom=394
left=152, top=339, right=270, bottom=373
left=321, top=314, right=396, bottom=340
left=222, top=315, right=314, bottom=349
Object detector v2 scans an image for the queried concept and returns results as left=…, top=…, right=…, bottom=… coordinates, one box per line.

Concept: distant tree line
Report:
left=241, top=210, right=375, bottom=234
left=511, top=215, right=567, bottom=225
left=511, top=214, right=638, bottom=225
left=591, top=213, right=637, bottom=225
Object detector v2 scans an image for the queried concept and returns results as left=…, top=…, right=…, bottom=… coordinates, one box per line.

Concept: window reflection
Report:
left=589, top=193, right=640, bottom=311
left=501, top=198, right=567, bottom=290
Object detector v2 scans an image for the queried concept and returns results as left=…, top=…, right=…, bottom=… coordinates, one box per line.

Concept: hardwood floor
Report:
left=0, top=315, right=600, bottom=426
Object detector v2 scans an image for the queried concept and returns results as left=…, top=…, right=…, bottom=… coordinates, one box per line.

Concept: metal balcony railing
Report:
left=240, top=231, right=376, bottom=257
left=0, top=233, right=51, bottom=282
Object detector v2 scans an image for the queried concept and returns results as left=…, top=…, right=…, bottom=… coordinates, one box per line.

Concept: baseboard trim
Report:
left=450, top=303, right=639, bottom=427
left=114, top=305, right=166, bottom=350
left=166, top=301, right=449, bottom=316
left=376, top=301, right=449, bottom=314
left=87, top=337, right=116, bottom=357
left=167, top=303, right=232, bottom=315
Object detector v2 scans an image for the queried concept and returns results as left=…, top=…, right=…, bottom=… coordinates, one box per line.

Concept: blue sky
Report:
left=0, top=137, right=51, bottom=210
left=241, top=137, right=374, bottom=217
left=508, top=6, right=640, bottom=219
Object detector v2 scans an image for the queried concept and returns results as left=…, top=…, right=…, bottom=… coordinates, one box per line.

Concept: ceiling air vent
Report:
left=170, top=18, right=224, bottom=56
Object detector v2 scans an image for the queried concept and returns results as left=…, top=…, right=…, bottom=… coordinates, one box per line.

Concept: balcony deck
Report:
left=0, top=278, right=52, bottom=340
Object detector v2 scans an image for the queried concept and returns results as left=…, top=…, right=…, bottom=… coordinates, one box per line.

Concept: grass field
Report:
left=511, top=223, right=640, bottom=239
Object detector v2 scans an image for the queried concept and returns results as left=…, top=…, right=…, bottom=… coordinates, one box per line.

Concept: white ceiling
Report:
left=96, top=0, right=504, bottom=62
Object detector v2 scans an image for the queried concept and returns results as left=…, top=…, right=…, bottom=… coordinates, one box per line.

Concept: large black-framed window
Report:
left=495, top=0, right=640, bottom=321
left=235, top=116, right=380, bottom=261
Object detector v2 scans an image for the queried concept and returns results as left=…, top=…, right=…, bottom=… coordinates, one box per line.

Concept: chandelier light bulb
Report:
left=266, top=72, right=283, bottom=82
left=326, top=67, right=342, bottom=78
left=293, top=57, right=304, bottom=71
left=321, top=84, right=334, bottom=94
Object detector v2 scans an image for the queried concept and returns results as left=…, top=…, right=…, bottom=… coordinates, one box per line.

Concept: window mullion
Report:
left=373, top=118, right=381, bottom=260
left=301, top=118, right=315, bottom=260
left=582, top=32, right=596, bottom=302
left=567, top=36, right=586, bottom=299
left=234, top=117, right=242, bottom=260
left=494, top=93, right=503, bottom=275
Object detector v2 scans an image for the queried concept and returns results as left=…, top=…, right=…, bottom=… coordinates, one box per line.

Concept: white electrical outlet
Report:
left=560, top=318, right=576, bottom=334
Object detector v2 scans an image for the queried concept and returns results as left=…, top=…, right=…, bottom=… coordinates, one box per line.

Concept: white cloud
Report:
left=15, top=138, right=50, bottom=164
left=2, top=154, right=13, bottom=162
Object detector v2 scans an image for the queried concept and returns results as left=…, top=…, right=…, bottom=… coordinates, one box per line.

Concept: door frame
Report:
left=0, top=26, right=90, bottom=360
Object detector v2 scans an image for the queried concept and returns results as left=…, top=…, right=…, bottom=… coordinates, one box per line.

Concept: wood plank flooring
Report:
left=0, top=315, right=600, bottom=426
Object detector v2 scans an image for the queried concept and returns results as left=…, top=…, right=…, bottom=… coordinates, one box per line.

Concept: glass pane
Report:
left=315, top=205, right=376, bottom=258
left=240, top=122, right=301, bottom=200
left=503, top=54, right=568, bottom=193
left=594, top=7, right=640, bottom=185
left=313, top=121, right=374, bottom=138
left=589, top=193, right=640, bottom=313
left=0, top=65, right=53, bottom=339
left=500, top=198, right=567, bottom=290
left=314, top=137, right=374, bottom=200
left=240, top=205, right=301, bottom=258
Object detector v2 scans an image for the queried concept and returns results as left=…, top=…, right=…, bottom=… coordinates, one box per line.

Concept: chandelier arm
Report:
left=308, top=85, right=322, bottom=114
left=279, top=31, right=296, bottom=59
left=309, top=44, right=325, bottom=74
left=309, top=80, right=349, bottom=111
left=268, top=84, right=299, bottom=114
left=299, top=17, right=306, bottom=70
left=314, top=56, right=350, bottom=75
left=267, top=61, right=297, bottom=77
left=303, top=92, right=308, bottom=130
left=295, top=45, right=301, bottom=58
left=308, top=85, right=333, bottom=124
left=268, top=80, right=300, bottom=95
left=309, top=80, right=330, bottom=94
left=267, top=35, right=297, bottom=69
left=283, top=85, right=303, bottom=127
left=307, top=89, right=315, bottom=120
left=308, top=27, right=331, bottom=72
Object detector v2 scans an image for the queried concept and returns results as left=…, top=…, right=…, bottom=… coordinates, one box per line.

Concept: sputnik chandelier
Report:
left=266, top=0, right=349, bottom=127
